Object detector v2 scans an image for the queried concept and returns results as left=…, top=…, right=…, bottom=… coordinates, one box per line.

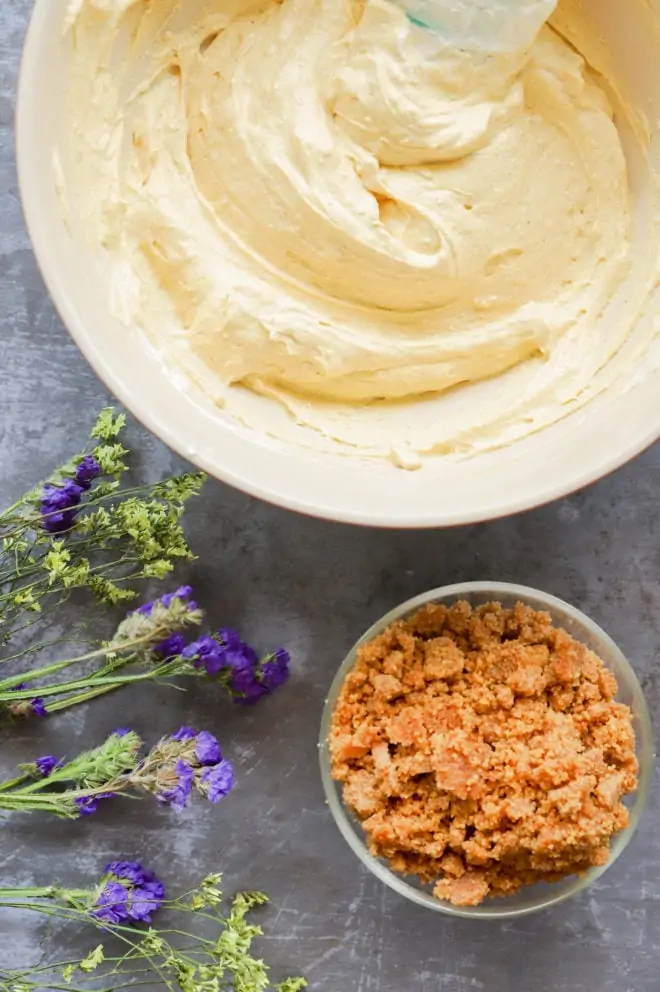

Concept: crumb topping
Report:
left=329, top=601, right=638, bottom=906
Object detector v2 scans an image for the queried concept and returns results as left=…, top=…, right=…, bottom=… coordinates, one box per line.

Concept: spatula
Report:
left=397, top=0, right=557, bottom=51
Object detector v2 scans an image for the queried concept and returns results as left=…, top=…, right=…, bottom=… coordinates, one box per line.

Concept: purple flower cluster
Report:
left=134, top=586, right=197, bottom=657
left=183, top=629, right=290, bottom=703
left=39, top=456, right=100, bottom=534
left=9, top=685, right=47, bottom=719
left=259, top=647, right=291, bottom=693
left=77, top=792, right=114, bottom=817
left=35, top=755, right=63, bottom=778
left=153, top=632, right=187, bottom=658
left=40, top=480, right=83, bottom=535
left=93, top=860, right=165, bottom=925
left=135, top=586, right=197, bottom=617
left=157, top=727, right=235, bottom=812
left=181, top=633, right=232, bottom=675
left=75, top=455, right=101, bottom=491
left=30, top=696, right=47, bottom=718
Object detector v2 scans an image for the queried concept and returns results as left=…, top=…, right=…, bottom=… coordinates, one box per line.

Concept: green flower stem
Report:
left=0, top=780, right=127, bottom=814
left=0, top=654, right=136, bottom=692
left=2, top=672, right=144, bottom=701
left=1, top=656, right=192, bottom=704
left=41, top=682, right=134, bottom=714
left=0, top=600, right=74, bottom=645
left=3, top=660, right=207, bottom=718
left=0, top=556, right=144, bottom=607
left=0, top=479, right=201, bottom=548
left=0, top=877, right=307, bottom=992
left=0, top=772, right=31, bottom=793
left=0, top=630, right=89, bottom=669
left=0, top=886, right=89, bottom=901
left=0, top=620, right=181, bottom=691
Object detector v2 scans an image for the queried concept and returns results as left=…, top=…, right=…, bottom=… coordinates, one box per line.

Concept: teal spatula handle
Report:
left=398, top=0, right=557, bottom=51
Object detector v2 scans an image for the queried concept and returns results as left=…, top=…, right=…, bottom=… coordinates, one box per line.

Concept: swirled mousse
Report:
left=63, top=0, right=659, bottom=466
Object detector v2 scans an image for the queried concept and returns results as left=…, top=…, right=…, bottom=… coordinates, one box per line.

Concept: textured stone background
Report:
left=1, top=1, right=660, bottom=988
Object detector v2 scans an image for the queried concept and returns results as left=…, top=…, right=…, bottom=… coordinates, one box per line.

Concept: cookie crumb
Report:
left=329, top=601, right=638, bottom=906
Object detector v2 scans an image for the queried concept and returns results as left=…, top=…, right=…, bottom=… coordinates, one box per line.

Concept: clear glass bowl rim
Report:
left=319, top=581, right=653, bottom=920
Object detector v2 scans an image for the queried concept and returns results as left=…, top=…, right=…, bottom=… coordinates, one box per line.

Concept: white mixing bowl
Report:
left=15, top=0, right=660, bottom=527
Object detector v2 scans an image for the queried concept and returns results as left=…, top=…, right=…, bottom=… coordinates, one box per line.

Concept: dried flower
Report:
left=156, top=757, right=195, bottom=812
left=8, top=686, right=49, bottom=719
left=232, top=645, right=291, bottom=705
left=137, top=585, right=197, bottom=617
left=135, top=727, right=235, bottom=812
left=106, top=586, right=202, bottom=662
left=0, top=725, right=236, bottom=819
left=35, top=755, right=63, bottom=778
left=0, top=869, right=306, bottom=992
left=200, top=760, right=235, bottom=803
left=261, top=647, right=291, bottom=691
left=30, top=697, right=47, bottom=718
left=40, top=479, right=84, bottom=534
left=171, top=726, right=196, bottom=742
left=0, top=407, right=204, bottom=653
left=93, top=861, right=165, bottom=924
left=194, top=730, right=222, bottom=766
left=74, top=455, right=101, bottom=490
left=182, top=633, right=225, bottom=674
left=76, top=793, right=114, bottom=817
left=153, top=631, right=187, bottom=658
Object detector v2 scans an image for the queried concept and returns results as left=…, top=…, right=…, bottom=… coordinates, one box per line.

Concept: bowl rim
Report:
left=319, top=581, right=653, bottom=919
left=14, top=2, right=660, bottom=528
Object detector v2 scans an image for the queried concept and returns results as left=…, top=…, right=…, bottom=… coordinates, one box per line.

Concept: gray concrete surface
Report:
left=1, top=2, right=660, bottom=989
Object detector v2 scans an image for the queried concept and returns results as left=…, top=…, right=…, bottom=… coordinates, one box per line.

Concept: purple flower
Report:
left=8, top=685, right=48, bottom=719
left=35, top=755, right=62, bottom=778
left=153, top=632, right=187, bottom=658
left=171, top=726, right=196, bottom=742
left=76, top=792, right=114, bottom=817
left=157, top=758, right=194, bottom=812
left=30, top=697, right=47, bottom=718
left=260, top=648, right=291, bottom=691
left=113, top=727, right=131, bottom=737
left=194, top=731, right=222, bottom=767
left=161, top=586, right=195, bottom=609
left=229, top=659, right=264, bottom=704
left=93, top=880, right=128, bottom=923
left=230, top=644, right=291, bottom=705
left=137, top=586, right=197, bottom=617
left=182, top=634, right=224, bottom=675
left=104, top=860, right=146, bottom=883
left=40, top=480, right=84, bottom=534
left=219, top=628, right=259, bottom=665
left=75, top=455, right=101, bottom=491
left=206, top=630, right=260, bottom=695
left=93, top=861, right=165, bottom=925
left=201, top=760, right=235, bottom=803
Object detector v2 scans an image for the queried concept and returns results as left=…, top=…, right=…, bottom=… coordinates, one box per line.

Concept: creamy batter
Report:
left=63, top=0, right=656, bottom=467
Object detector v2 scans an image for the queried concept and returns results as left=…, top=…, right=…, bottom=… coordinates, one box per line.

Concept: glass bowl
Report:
left=319, top=582, right=653, bottom=919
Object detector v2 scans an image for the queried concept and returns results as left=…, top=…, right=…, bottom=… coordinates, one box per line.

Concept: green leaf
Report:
left=90, top=408, right=126, bottom=441
left=152, top=472, right=207, bottom=504
left=79, top=943, right=104, bottom=973
left=141, top=559, right=174, bottom=579
left=88, top=576, right=137, bottom=605
left=43, top=543, right=72, bottom=584
left=91, top=443, right=129, bottom=476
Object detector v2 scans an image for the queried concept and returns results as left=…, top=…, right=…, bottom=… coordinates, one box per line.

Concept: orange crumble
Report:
left=329, top=600, right=638, bottom=907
